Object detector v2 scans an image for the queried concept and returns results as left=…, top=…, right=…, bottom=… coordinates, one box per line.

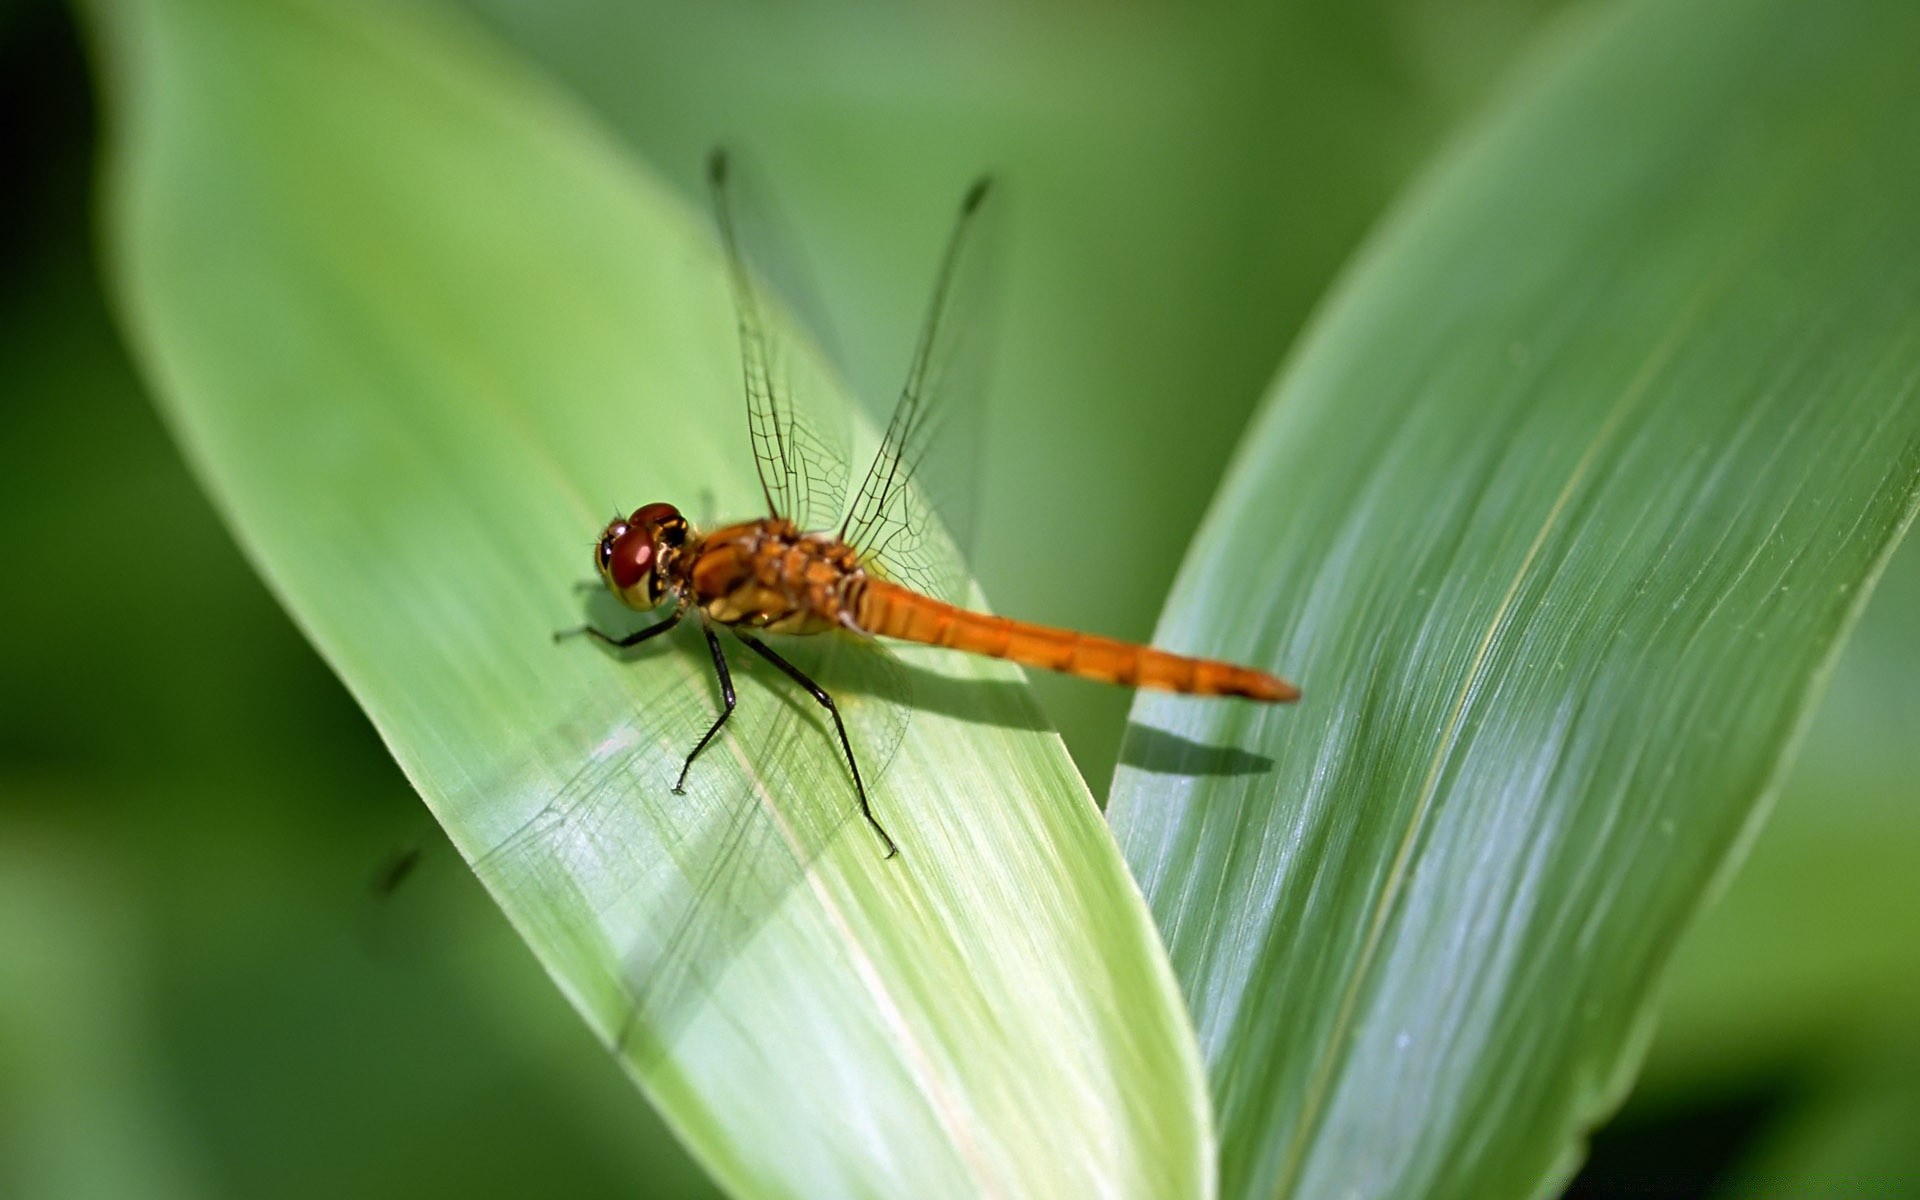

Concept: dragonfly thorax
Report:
left=595, top=501, right=692, bottom=610
left=683, top=517, right=866, bottom=636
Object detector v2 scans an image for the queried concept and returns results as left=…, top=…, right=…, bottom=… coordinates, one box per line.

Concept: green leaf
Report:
left=1108, top=1, right=1920, bottom=1197
left=85, top=0, right=1209, bottom=1195
left=1644, top=531, right=1920, bottom=1096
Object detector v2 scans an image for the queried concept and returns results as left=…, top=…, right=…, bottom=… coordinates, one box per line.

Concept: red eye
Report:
left=607, top=531, right=655, bottom=590
left=631, top=501, right=680, bottom=529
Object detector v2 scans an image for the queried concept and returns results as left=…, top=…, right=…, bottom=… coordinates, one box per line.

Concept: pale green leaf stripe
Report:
left=85, top=0, right=1211, bottom=1195
left=1110, top=1, right=1920, bottom=1198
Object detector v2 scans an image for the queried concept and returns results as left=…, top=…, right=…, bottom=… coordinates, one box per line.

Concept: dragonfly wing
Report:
left=708, top=150, right=850, bottom=534
left=629, top=631, right=910, bottom=1057
left=471, top=657, right=771, bottom=1064
left=841, top=175, right=1000, bottom=605
left=474, top=630, right=909, bottom=1067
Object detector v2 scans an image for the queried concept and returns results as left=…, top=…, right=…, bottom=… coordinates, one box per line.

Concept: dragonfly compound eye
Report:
left=606, top=530, right=656, bottom=593
left=630, top=501, right=682, bottom=532
left=595, top=519, right=631, bottom=576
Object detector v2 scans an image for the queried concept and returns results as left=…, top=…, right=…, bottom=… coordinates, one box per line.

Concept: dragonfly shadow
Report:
left=569, top=580, right=650, bottom=623
left=1117, top=721, right=1275, bottom=778
left=821, top=646, right=1053, bottom=735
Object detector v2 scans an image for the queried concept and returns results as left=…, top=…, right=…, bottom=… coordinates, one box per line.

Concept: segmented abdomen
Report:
left=854, top=579, right=1298, bottom=701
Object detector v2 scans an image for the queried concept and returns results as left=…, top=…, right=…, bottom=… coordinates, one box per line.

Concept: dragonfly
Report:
left=562, top=149, right=1299, bottom=858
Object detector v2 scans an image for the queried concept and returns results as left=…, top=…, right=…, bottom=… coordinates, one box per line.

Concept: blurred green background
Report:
left=3, top=0, right=1914, bottom=1196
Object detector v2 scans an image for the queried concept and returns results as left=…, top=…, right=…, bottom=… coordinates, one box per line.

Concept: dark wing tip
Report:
left=707, top=147, right=730, bottom=186
left=961, top=175, right=994, bottom=215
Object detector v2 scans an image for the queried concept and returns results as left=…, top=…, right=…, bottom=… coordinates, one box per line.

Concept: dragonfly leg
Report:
left=736, top=634, right=899, bottom=859
left=673, top=623, right=736, bottom=794
left=555, top=609, right=683, bottom=648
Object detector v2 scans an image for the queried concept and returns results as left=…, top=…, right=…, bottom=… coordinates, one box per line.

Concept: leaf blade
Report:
left=1109, top=2, right=1920, bottom=1196
left=87, top=0, right=1212, bottom=1194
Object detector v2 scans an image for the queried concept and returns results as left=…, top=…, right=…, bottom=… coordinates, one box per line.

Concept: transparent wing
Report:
left=840, top=176, right=999, bottom=604
left=500, top=170, right=1003, bottom=1059
left=707, top=149, right=849, bottom=533
left=477, top=630, right=909, bottom=1066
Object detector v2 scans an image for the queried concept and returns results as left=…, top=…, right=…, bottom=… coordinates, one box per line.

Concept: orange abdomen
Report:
left=855, top=579, right=1299, bottom=702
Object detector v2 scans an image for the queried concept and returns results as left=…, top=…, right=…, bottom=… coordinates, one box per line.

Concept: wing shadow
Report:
left=1117, top=721, right=1275, bottom=778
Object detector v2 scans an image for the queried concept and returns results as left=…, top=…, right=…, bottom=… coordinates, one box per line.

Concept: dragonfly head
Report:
left=595, top=501, right=689, bottom=609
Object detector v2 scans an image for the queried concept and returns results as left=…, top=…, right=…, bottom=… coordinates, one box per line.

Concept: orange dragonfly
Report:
left=563, top=150, right=1297, bottom=857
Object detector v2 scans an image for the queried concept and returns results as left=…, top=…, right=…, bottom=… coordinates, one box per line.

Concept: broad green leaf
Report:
left=1643, top=530, right=1920, bottom=1096
left=1109, top=1, right=1920, bottom=1197
left=86, top=0, right=1209, bottom=1195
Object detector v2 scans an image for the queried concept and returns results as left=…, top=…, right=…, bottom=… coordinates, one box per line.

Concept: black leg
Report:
left=673, top=624, right=736, bottom=794
left=555, top=609, right=682, bottom=648
left=737, top=634, right=898, bottom=859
